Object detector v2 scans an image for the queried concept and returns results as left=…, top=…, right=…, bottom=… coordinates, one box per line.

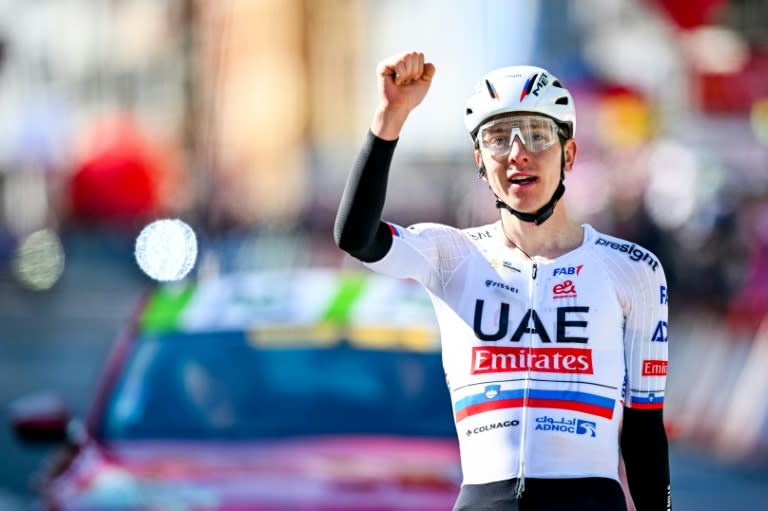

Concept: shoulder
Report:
left=401, top=221, right=497, bottom=244
left=461, top=223, right=500, bottom=243
left=584, top=225, right=663, bottom=276
left=394, top=221, right=461, bottom=239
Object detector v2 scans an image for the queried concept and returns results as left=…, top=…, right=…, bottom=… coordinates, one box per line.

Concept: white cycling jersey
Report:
left=366, top=221, right=669, bottom=485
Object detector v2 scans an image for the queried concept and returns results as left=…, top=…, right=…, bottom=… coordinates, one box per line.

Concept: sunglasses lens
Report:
left=478, top=115, right=559, bottom=157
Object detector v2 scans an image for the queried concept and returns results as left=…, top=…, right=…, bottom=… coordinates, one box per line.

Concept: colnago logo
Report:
left=595, top=238, right=659, bottom=271
left=471, top=346, right=593, bottom=374
left=642, top=359, right=668, bottom=376
left=535, top=416, right=596, bottom=437
left=466, top=419, right=520, bottom=437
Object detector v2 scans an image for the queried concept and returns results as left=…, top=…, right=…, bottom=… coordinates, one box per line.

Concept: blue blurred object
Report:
left=8, top=268, right=461, bottom=511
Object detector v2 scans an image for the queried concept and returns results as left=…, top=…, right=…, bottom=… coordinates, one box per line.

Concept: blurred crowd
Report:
left=0, top=0, right=766, bottom=460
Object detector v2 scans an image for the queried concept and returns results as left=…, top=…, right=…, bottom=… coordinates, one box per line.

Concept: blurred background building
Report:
left=0, top=0, right=767, bottom=507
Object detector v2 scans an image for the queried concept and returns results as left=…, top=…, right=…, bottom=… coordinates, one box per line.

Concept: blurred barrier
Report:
left=666, top=311, right=768, bottom=462
left=716, top=316, right=768, bottom=459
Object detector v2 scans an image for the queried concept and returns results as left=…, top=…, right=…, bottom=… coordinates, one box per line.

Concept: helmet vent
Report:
left=526, top=74, right=538, bottom=94
left=552, top=80, right=563, bottom=88
left=484, top=80, right=498, bottom=100
left=520, top=73, right=539, bottom=101
left=555, top=97, right=569, bottom=105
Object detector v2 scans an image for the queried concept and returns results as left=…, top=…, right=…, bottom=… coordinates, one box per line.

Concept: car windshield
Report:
left=101, top=331, right=455, bottom=441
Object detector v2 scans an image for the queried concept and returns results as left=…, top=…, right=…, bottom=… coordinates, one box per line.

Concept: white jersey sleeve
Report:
left=590, top=234, right=669, bottom=411
left=364, top=222, right=475, bottom=296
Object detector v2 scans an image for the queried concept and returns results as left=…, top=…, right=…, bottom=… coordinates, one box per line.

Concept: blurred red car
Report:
left=10, top=269, right=460, bottom=510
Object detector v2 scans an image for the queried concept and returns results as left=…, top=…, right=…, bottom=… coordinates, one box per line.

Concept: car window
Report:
left=100, top=331, right=455, bottom=441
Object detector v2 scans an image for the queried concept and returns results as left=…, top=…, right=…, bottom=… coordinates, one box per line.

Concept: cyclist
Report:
left=335, top=51, right=671, bottom=511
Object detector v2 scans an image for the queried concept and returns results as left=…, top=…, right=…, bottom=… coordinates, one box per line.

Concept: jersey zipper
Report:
left=516, top=261, right=538, bottom=498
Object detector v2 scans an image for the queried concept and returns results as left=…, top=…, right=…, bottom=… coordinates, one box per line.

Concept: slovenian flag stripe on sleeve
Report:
left=630, top=394, right=664, bottom=409
left=387, top=223, right=403, bottom=237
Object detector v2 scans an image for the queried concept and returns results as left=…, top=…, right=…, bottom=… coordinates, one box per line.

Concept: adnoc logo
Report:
left=534, top=416, right=597, bottom=437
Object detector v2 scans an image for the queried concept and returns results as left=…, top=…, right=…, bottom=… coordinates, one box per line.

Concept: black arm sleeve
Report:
left=620, top=407, right=672, bottom=511
left=333, top=131, right=398, bottom=262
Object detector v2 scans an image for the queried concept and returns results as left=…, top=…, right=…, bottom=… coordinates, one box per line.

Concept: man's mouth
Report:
left=508, top=175, right=537, bottom=185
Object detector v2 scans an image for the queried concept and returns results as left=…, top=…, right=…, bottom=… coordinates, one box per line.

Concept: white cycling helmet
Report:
left=464, top=65, right=576, bottom=139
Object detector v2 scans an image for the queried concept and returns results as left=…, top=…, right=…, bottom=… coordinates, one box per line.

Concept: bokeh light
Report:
left=644, top=141, right=699, bottom=230
left=750, top=98, right=768, bottom=146
left=135, top=219, right=198, bottom=282
left=11, top=228, right=66, bottom=291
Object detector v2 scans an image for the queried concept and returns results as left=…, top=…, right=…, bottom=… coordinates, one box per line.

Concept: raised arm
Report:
left=333, top=51, right=435, bottom=262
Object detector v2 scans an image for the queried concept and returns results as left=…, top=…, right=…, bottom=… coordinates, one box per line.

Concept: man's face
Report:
left=474, top=114, right=576, bottom=214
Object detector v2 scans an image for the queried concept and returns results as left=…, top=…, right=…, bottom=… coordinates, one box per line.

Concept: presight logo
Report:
left=471, top=346, right=593, bottom=374
left=595, top=238, right=659, bottom=271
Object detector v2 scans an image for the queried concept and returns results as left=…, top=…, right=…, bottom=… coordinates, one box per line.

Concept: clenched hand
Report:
left=372, top=51, right=436, bottom=140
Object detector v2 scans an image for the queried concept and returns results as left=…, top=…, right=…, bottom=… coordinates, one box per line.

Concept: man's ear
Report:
left=564, top=139, right=577, bottom=172
left=474, top=149, right=487, bottom=180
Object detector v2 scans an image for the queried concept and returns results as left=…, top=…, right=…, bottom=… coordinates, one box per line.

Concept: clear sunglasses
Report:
left=477, top=115, right=564, bottom=158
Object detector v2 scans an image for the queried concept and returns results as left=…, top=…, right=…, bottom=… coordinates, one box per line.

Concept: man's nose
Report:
left=507, top=135, right=529, bottom=161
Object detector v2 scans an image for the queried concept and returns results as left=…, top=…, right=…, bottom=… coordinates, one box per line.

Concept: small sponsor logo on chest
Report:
left=552, top=279, right=577, bottom=299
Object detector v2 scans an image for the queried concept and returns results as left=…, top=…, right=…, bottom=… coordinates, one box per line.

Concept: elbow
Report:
left=333, top=226, right=368, bottom=258
left=333, top=222, right=357, bottom=254
left=334, top=235, right=356, bottom=255
left=333, top=224, right=390, bottom=263
left=335, top=235, right=372, bottom=261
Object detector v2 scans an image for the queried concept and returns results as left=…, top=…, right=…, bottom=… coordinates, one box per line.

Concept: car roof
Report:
left=137, top=268, right=440, bottom=351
